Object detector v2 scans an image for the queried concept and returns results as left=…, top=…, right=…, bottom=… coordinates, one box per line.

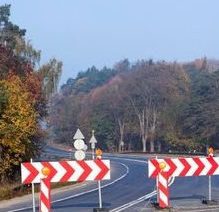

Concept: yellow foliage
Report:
left=0, top=75, right=39, bottom=174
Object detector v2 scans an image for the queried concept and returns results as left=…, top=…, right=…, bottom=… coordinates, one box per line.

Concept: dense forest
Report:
left=50, top=58, right=219, bottom=154
left=0, top=4, right=62, bottom=182
left=1, top=3, right=219, bottom=184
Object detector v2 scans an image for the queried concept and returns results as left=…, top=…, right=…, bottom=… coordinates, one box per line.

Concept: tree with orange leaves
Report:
left=0, top=75, right=38, bottom=180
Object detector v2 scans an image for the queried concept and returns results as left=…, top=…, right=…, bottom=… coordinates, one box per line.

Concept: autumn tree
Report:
left=0, top=75, right=38, bottom=180
left=124, top=61, right=190, bottom=152
left=0, top=4, right=62, bottom=181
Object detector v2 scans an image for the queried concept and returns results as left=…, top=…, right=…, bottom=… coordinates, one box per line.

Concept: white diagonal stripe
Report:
left=86, top=161, right=100, bottom=180
left=199, top=158, right=210, bottom=175
left=21, top=164, right=30, bottom=183
left=67, top=161, right=84, bottom=181
left=103, top=160, right=110, bottom=180
left=171, top=158, right=183, bottom=176
left=148, top=160, right=155, bottom=177
left=50, top=162, right=67, bottom=182
left=185, top=158, right=198, bottom=176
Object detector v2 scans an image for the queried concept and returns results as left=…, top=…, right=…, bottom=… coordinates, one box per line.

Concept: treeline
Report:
left=50, top=58, right=219, bottom=154
left=0, top=4, right=62, bottom=182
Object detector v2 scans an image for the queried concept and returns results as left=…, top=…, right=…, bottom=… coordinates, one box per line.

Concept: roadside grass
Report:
left=0, top=153, right=77, bottom=201
left=0, top=181, right=77, bottom=201
left=0, top=182, right=32, bottom=200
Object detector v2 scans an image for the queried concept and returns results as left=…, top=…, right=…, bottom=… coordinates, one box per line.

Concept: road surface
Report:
left=1, top=146, right=219, bottom=211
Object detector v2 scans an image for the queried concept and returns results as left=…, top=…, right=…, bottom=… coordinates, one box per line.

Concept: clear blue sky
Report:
left=2, top=0, right=219, bottom=86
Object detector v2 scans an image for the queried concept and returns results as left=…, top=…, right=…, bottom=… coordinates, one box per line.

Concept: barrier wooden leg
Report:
left=158, top=171, right=169, bottom=208
left=40, top=178, right=51, bottom=212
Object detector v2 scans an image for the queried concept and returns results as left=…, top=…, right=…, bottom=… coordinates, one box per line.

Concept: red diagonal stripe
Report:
left=40, top=192, right=49, bottom=209
left=193, top=157, right=205, bottom=176
left=22, top=163, right=39, bottom=184
left=207, top=157, right=219, bottom=176
left=59, top=161, right=75, bottom=182
left=165, top=158, right=177, bottom=177
left=149, top=159, right=160, bottom=178
left=77, top=161, right=92, bottom=181
left=94, top=159, right=110, bottom=180
left=179, top=158, right=191, bottom=177
left=41, top=162, right=58, bottom=181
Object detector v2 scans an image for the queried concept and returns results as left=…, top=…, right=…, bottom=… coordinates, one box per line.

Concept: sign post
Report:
left=89, top=130, right=104, bottom=209
left=89, top=130, right=97, bottom=160
left=69, top=149, right=72, bottom=160
left=208, top=147, right=214, bottom=201
left=96, top=148, right=103, bottom=209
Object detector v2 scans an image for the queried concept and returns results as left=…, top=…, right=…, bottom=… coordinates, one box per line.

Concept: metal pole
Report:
left=98, top=180, right=102, bottom=208
left=209, top=175, right=212, bottom=201
left=31, top=158, right=35, bottom=212
left=92, top=148, right=95, bottom=160
left=91, top=130, right=95, bottom=160
left=69, top=149, right=72, bottom=160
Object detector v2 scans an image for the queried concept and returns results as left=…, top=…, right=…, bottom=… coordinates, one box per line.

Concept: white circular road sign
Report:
left=74, top=139, right=85, bottom=150
left=74, top=150, right=85, bottom=161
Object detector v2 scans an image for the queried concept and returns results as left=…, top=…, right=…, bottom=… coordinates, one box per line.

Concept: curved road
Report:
left=1, top=147, right=219, bottom=212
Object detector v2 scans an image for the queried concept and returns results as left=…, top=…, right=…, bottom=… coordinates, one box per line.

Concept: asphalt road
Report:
left=1, top=146, right=219, bottom=212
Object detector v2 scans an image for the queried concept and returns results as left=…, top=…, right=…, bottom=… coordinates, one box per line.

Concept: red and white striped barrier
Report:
left=149, top=156, right=219, bottom=178
left=40, top=178, right=51, bottom=212
left=21, top=159, right=111, bottom=211
left=21, top=159, right=110, bottom=184
left=148, top=156, right=219, bottom=209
